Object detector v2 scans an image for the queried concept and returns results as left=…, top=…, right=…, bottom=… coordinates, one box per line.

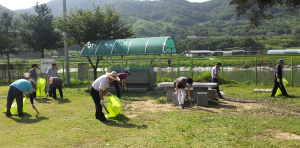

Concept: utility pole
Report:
left=63, top=0, right=70, bottom=85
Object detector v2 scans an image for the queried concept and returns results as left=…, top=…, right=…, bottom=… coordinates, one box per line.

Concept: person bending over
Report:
left=113, top=71, right=131, bottom=99
left=49, top=77, right=64, bottom=100
left=90, top=71, right=120, bottom=122
left=174, top=77, right=193, bottom=109
left=6, top=79, right=37, bottom=117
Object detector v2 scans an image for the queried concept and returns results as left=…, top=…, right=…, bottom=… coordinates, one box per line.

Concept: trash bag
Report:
left=3, top=97, right=27, bottom=115
left=106, top=95, right=122, bottom=118
left=275, top=78, right=288, bottom=96
left=36, top=78, right=46, bottom=97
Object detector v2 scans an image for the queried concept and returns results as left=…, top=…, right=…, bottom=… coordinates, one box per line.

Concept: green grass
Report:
left=0, top=83, right=300, bottom=147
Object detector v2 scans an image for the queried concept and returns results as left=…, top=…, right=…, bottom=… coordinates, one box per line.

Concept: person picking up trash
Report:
left=174, top=77, right=193, bottom=109
left=113, top=71, right=131, bottom=99
left=49, top=77, right=64, bottom=100
left=5, top=79, right=37, bottom=117
left=90, top=71, right=120, bottom=122
left=270, top=59, right=290, bottom=97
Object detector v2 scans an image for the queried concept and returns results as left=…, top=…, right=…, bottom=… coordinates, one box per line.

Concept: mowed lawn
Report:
left=0, top=83, right=300, bottom=147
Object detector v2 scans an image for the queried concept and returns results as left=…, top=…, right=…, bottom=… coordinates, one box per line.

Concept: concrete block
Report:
left=128, top=88, right=147, bottom=92
left=107, top=87, right=116, bottom=92
left=208, top=89, right=217, bottom=101
left=166, top=87, right=176, bottom=102
left=172, top=92, right=179, bottom=105
left=154, top=86, right=165, bottom=91
left=197, top=92, right=208, bottom=107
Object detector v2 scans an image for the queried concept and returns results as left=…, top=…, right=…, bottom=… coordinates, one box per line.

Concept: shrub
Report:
left=193, top=72, right=237, bottom=84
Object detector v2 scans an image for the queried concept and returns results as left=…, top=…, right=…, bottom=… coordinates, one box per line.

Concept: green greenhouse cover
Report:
left=80, top=36, right=176, bottom=57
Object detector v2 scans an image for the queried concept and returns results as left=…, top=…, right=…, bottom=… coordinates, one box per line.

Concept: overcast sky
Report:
left=0, top=0, right=210, bottom=10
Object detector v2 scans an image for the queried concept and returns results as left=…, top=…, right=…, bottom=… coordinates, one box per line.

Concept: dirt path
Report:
left=124, top=98, right=300, bottom=140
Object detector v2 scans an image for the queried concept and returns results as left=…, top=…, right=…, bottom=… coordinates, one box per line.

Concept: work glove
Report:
left=277, top=79, right=280, bottom=83
left=124, top=87, right=127, bottom=91
left=107, top=92, right=111, bottom=96
left=100, top=100, right=105, bottom=106
left=188, top=96, right=192, bottom=101
left=32, top=104, right=36, bottom=109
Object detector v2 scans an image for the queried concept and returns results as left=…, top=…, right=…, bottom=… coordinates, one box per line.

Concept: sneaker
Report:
left=180, top=104, right=184, bottom=109
left=53, top=98, right=57, bottom=101
left=61, top=98, right=63, bottom=100
left=219, top=97, right=225, bottom=99
left=6, top=113, right=12, bottom=117
left=118, top=97, right=124, bottom=99
left=33, top=98, right=37, bottom=100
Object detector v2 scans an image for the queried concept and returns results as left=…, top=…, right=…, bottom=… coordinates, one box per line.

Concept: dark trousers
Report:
left=90, top=87, right=106, bottom=121
left=29, top=92, right=36, bottom=99
left=212, top=78, right=223, bottom=98
left=271, top=77, right=288, bottom=97
left=52, top=87, right=63, bottom=99
left=6, top=86, right=24, bottom=115
left=113, top=80, right=121, bottom=98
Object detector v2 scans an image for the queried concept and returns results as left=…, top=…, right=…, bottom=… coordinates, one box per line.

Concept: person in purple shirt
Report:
left=113, top=71, right=131, bottom=99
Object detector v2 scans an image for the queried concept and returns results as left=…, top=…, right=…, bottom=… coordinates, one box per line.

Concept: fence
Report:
left=0, top=56, right=299, bottom=85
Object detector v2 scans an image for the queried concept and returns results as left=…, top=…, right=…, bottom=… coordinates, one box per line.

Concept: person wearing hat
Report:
left=5, top=79, right=37, bottom=117
left=174, top=77, right=193, bottom=109
left=113, top=71, right=131, bottom=99
left=46, top=63, right=58, bottom=97
left=211, top=62, right=225, bottom=99
left=29, top=64, right=38, bottom=100
left=49, top=77, right=64, bottom=100
left=90, top=71, right=120, bottom=122
left=270, top=59, right=289, bottom=97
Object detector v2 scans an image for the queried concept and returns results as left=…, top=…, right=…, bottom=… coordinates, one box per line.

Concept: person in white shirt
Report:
left=90, top=71, right=120, bottom=122
left=211, top=62, right=224, bottom=99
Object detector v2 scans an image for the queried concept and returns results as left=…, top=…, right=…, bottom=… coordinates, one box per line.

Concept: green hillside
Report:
left=6, top=0, right=297, bottom=38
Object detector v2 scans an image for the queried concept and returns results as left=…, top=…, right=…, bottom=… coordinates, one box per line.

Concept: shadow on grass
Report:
left=5, top=114, right=49, bottom=124
left=105, top=114, right=147, bottom=129
left=58, top=98, right=71, bottom=104
left=35, top=98, right=51, bottom=104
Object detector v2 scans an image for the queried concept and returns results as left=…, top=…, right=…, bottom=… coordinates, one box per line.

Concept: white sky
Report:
left=0, top=0, right=210, bottom=10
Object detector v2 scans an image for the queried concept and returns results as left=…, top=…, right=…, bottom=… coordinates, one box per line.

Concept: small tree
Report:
left=0, top=12, right=20, bottom=83
left=19, top=3, right=62, bottom=58
left=55, top=5, right=135, bottom=80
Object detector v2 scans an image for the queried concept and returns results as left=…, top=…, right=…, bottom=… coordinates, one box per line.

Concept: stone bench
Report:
left=107, top=87, right=116, bottom=92
left=172, top=92, right=179, bottom=105
left=158, top=82, right=218, bottom=102
left=208, top=89, right=217, bottom=101
left=197, top=92, right=208, bottom=107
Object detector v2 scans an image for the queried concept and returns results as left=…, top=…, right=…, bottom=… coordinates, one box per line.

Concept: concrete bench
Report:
left=208, top=89, right=217, bottom=101
left=158, top=82, right=218, bottom=102
left=128, top=88, right=147, bottom=92
left=107, top=87, right=116, bottom=92
left=172, top=92, right=179, bottom=105
left=197, top=92, right=208, bottom=107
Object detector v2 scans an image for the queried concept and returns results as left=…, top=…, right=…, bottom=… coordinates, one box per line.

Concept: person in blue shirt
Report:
left=6, top=79, right=37, bottom=117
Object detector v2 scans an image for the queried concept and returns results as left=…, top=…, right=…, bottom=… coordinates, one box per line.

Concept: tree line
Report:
left=0, top=3, right=134, bottom=82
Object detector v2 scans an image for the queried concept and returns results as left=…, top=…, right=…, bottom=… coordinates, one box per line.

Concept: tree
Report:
left=19, top=3, right=62, bottom=58
left=55, top=5, right=135, bottom=80
left=0, top=12, right=20, bottom=82
left=230, top=0, right=300, bottom=31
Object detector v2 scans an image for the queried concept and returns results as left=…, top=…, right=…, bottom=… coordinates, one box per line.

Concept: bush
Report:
left=193, top=72, right=237, bottom=84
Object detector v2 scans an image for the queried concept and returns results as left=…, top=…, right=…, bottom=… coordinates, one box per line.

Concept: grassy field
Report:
left=0, top=83, right=300, bottom=147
